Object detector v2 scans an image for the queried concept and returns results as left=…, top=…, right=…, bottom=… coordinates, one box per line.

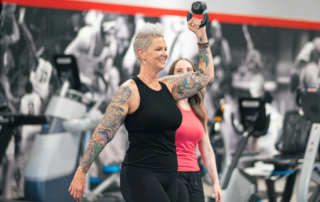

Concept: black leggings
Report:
left=120, top=166, right=178, bottom=202
left=177, top=171, right=205, bottom=202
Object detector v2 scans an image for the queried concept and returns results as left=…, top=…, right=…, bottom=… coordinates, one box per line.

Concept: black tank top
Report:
left=123, top=77, right=182, bottom=172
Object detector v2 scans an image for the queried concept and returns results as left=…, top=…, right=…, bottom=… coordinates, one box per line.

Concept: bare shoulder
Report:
left=65, top=27, right=93, bottom=53
left=125, top=79, right=139, bottom=94
left=78, top=26, right=94, bottom=37
left=111, top=79, right=139, bottom=105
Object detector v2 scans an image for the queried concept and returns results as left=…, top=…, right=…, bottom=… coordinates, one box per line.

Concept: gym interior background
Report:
left=0, top=0, right=320, bottom=201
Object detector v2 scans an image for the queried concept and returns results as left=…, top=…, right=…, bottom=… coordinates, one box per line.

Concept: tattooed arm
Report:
left=160, top=18, right=214, bottom=100
left=80, top=84, right=131, bottom=173
left=69, top=82, right=132, bottom=202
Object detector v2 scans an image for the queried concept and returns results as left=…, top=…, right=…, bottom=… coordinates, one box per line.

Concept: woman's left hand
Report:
left=187, top=18, right=207, bottom=38
left=212, top=182, right=223, bottom=202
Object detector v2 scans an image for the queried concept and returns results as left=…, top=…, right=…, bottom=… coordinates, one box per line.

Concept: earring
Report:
left=143, top=60, right=146, bottom=65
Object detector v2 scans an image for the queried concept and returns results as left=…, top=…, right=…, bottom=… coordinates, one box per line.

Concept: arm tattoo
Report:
left=80, top=85, right=131, bottom=173
left=101, top=105, right=125, bottom=128
left=81, top=128, right=110, bottom=173
left=170, top=71, right=209, bottom=100
left=199, top=47, right=210, bottom=68
left=164, top=77, right=176, bottom=84
left=111, top=86, right=131, bottom=104
left=80, top=105, right=126, bottom=173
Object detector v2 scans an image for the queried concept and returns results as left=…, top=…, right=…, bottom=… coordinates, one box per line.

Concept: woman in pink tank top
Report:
left=168, top=58, right=222, bottom=202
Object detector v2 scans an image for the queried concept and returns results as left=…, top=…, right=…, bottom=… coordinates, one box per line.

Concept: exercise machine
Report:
left=296, top=88, right=320, bottom=202
left=0, top=93, right=48, bottom=202
left=63, top=104, right=122, bottom=202
left=213, top=97, right=270, bottom=202
left=24, top=55, right=88, bottom=202
left=63, top=77, right=124, bottom=202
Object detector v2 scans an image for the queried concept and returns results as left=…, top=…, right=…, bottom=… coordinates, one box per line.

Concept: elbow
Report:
left=209, top=74, right=214, bottom=81
left=208, top=71, right=214, bottom=81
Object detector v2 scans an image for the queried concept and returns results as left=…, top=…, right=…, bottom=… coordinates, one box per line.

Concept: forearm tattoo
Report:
left=80, top=86, right=131, bottom=173
left=198, top=35, right=210, bottom=68
left=199, top=47, right=210, bottom=68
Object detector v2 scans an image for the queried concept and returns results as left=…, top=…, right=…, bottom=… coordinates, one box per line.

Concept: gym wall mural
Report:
left=0, top=1, right=320, bottom=199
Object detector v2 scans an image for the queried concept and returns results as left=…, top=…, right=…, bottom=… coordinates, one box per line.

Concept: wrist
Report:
left=77, top=166, right=86, bottom=174
left=197, top=42, right=209, bottom=50
left=196, top=34, right=208, bottom=43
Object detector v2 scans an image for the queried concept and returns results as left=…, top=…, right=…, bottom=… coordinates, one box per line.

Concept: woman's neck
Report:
left=178, top=99, right=190, bottom=111
left=138, top=64, right=160, bottom=89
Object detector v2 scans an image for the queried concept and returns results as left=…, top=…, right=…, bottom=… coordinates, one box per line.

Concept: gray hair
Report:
left=133, top=22, right=164, bottom=64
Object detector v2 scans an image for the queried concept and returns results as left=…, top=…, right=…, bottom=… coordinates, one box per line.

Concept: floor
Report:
left=203, top=175, right=317, bottom=202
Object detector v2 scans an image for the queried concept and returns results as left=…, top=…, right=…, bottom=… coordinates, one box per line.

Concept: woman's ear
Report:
left=138, top=48, right=145, bottom=61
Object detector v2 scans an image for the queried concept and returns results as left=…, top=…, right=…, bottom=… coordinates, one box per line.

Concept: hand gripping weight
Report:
left=187, top=1, right=209, bottom=27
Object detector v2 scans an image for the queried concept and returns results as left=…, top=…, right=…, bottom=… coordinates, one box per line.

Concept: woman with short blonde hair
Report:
left=69, top=18, right=215, bottom=202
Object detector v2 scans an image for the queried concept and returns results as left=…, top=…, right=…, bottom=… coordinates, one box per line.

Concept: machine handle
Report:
left=0, top=114, right=48, bottom=126
left=186, top=1, right=209, bottom=28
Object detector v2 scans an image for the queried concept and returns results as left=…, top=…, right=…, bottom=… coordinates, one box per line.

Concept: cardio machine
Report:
left=63, top=95, right=124, bottom=202
left=24, top=55, right=88, bottom=202
left=214, top=97, right=270, bottom=202
left=296, top=88, right=320, bottom=202
left=0, top=93, right=48, bottom=202
left=62, top=66, right=124, bottom=201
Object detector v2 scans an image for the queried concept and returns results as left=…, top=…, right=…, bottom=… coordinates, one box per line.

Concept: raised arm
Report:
left=64, top=27, right=91, bottom=57
left=220, top=39, right=232, bottom=68
left=69, top=82, right=132, bottom=201
left=18, top=8, right=38, bottom=67
left=242, top=24, right=254, bottom=51
left=0, top=11, right=20, bottom=46
left=161, top=18, right=214, bottom=100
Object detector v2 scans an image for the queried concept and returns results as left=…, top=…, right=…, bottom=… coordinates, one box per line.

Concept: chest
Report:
left=126, top=86, right=182, bottom=132
left=176, top=110, right=203, bottom=143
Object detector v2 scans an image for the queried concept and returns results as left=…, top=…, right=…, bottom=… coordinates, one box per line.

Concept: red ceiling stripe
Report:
left=2, top=0, right=320, bottom=30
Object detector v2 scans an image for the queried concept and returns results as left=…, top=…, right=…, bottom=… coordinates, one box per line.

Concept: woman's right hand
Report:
left=69, top=167, right=86, bottom=202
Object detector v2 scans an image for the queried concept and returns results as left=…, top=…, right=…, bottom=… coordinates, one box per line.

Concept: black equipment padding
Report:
left=238, top=98, right=267, bottom=133
left=300, top=88, right=320, bottom=123
left=275, top=111, right=311, bottom=154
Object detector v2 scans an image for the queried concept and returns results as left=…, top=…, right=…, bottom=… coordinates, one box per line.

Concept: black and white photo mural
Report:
left=0, top=1, right=319, bottom=199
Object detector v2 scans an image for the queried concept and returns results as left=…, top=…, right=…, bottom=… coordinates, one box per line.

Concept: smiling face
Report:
left=139, top=37, right=168, bottom=71
left=173, top=59, right=195, bottom=75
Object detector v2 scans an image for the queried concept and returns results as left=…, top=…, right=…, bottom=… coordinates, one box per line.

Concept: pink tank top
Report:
left=176, top=105, right=204, bottom=171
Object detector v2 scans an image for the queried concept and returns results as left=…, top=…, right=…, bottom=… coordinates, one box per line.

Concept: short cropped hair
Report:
left=133, top=22, right=164, bottom=64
